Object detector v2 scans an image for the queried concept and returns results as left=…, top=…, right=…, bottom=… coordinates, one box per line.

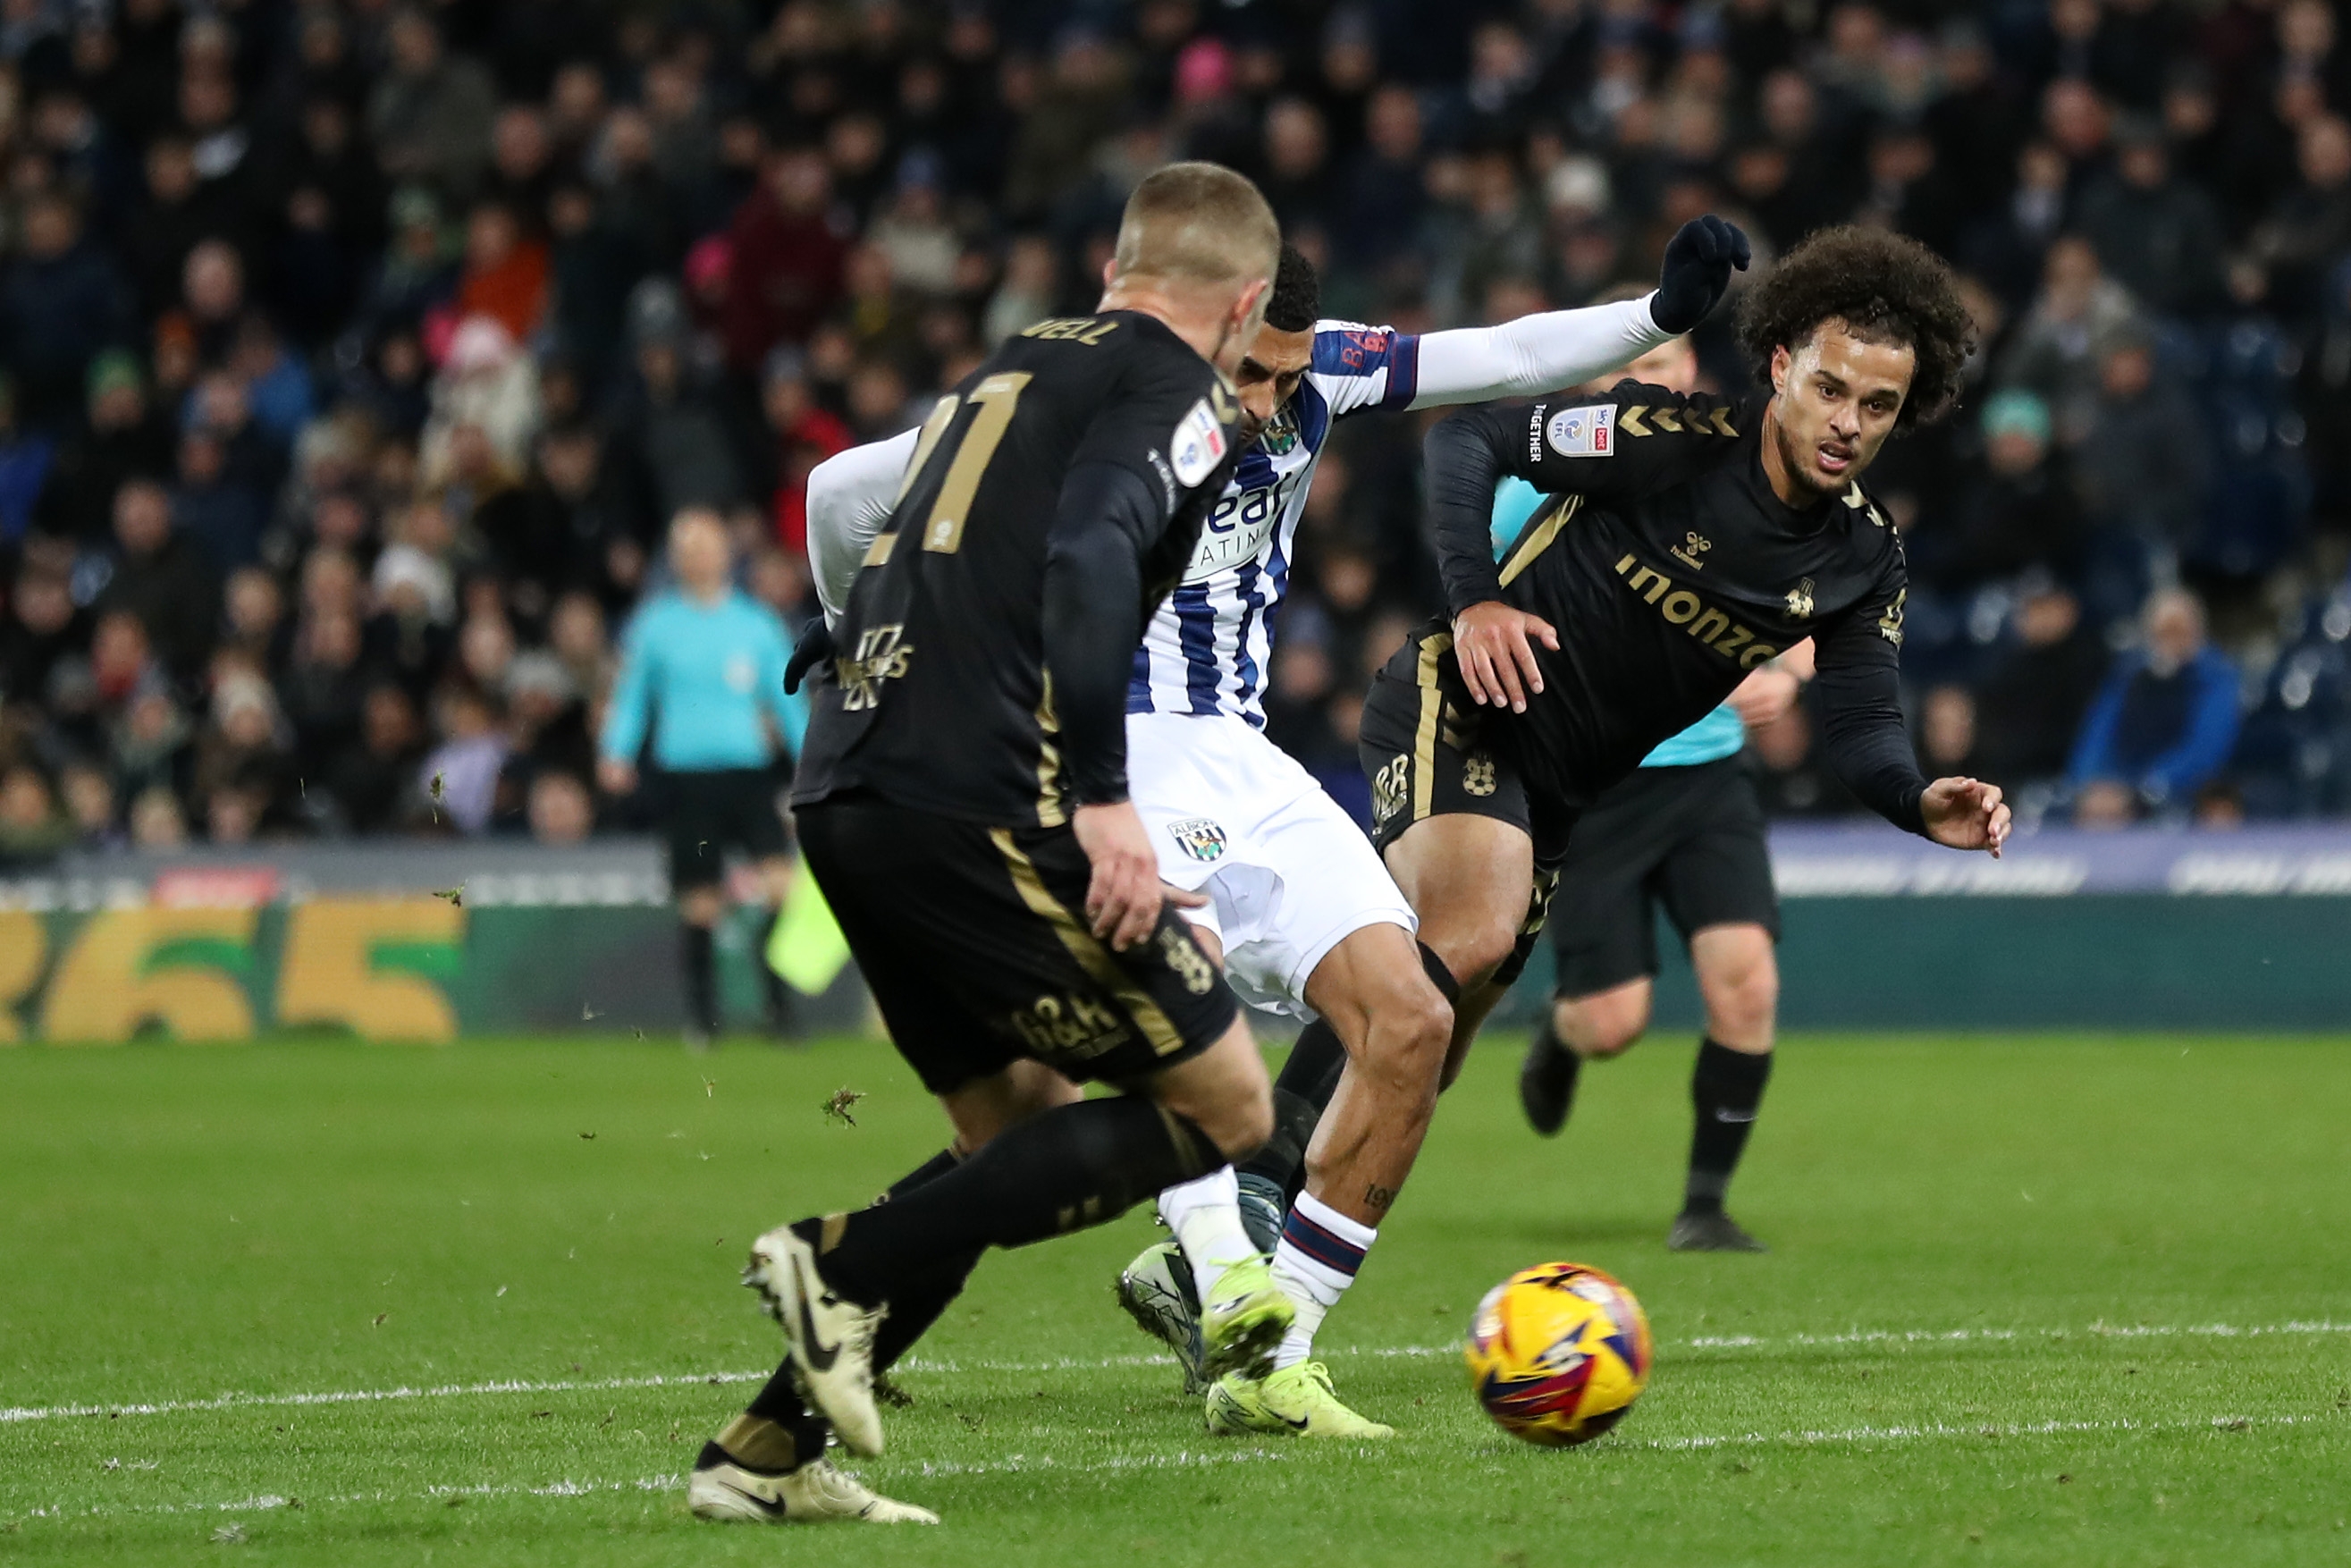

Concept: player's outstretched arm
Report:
left=1811, top=614, right=2010, bottom=856
left=1404, top=215, right=1751, bottom=408
left=806, top=427, right=920, bottom=628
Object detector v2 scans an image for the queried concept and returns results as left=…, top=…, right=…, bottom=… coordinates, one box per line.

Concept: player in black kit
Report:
left=687, top=165, right=1285, bottom=1527
left=1248, top=225, right=2010, bottom=1254
left=1378, top=223, right=2009, bottom=1080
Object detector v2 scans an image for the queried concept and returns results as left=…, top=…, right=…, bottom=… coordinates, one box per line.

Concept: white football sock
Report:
left=1158, top=1166, right=1259, bottom=1300
left=1268, top=1190, right=1377, bottom=1370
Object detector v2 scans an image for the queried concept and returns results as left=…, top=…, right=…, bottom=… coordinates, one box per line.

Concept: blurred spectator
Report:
left=421, top=316, right=542, bottom=485
left=609, top=282, right=746, bottom=517
left=324, top=683, right=426, bottom=833
left=1916, top=390, right=2083, bottom=592
left=2068, top=589, right=2244, bottom=822
left=2074, top=330, right=2210, bottom=559
left=2, top=566, right=87, bottom=707
left=527, top=767, right=594, bottom=844
left=454, top=201, right=550, bottom=341
left=1999, top=236, right=2147, bottom=446
left=417, top=683, right=507, bottom=835
left=2, top=191, right=131, bottom=426
left=1748, top=699, right=1858, bottom=817
left=368, top=10, right=497, bottom=200
left=38, top=352, right=173, bottom=543
left=59, top=762, right=120, bottom=849
left=192, top=670, right=294, bottom=841
left=982, top=234, right=1059, bottom=347
left=721, top=146, right=847, bottom=376
left=0, top=378, right=55, bottom=546
left=0, top=763, right=72, bottom=866
left=763, top=350, right=851, bottom=555
left=1976, top=582, right=2115, bottom=788
left=2076, top=116, right=2227, bottom=316
left=1917, top=685, right=1984, bottom=780
left=2252, top=114, right=2351, bottom=320
left=97, top=478, right=218, bottom=684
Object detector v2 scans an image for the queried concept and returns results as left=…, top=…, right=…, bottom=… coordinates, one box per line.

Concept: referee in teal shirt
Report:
left=598, top=509, right=806, bottom=1043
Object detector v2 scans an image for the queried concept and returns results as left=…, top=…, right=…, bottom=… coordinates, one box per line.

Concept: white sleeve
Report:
left=1405, top=293, right=1675, bottom=410
left=806, top=429, right=919, bottom=628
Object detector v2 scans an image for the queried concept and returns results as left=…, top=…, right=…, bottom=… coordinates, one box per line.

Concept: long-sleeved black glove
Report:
left=1650, top=215, right=1752, bottom=335
left=783, top=617, right=834, bottom=695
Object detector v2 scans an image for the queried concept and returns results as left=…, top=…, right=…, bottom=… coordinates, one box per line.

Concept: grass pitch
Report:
left=4, top=1032, right=2348, bottom=1566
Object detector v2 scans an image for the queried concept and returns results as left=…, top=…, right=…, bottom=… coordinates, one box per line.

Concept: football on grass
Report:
left=1464, top=1261, right=1653, bottom=1446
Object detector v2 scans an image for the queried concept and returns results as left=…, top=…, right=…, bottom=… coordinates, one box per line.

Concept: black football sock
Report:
left=733, top=1146, right=967, bottom=1461
left=758, top=905, right=796, bottom=1033
left=1235, top=1020, right=1338, bottom=1211
left=1685, top=1038, right=1773, bottom=1215
left=1535, top=1012, right=1582, bottom=1095
left=869, top=1148, right=980, bottom=1372
left=679, top=921, right=719, bottom=1035
left=809, top=1098, right=1221, bottom=1306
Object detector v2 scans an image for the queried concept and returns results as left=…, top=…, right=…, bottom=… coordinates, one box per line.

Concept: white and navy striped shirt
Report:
left=1126, top=322, right=1420, bottom=728
left=805, top=295, right=1673, bottom=730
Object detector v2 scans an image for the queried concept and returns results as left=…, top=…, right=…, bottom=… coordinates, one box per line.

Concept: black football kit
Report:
left=793, top=309, right=1247, bottom=1092
left=1360, top=380, right=1932, bottom=981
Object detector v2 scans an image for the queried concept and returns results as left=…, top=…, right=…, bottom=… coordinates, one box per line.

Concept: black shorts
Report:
left=1357, top=625, right=1580, bottom=989
left=662, top=768, right=790, bottom=890
left=796, top=796, right=1239, bottom=1095
left=1548, top=756, right=1780, bottom=997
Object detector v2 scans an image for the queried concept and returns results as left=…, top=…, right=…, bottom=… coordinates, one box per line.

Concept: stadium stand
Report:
left=11, top=0, right=2351, bottom=864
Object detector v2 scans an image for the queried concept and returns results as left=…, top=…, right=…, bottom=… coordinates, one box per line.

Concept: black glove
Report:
left=783, top=617, right=834, bottom=695
left=1651, top=215, right=1752, bottom=335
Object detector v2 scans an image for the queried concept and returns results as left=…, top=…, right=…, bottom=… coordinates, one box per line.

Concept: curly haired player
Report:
left=1241, top=224, right=2010, bottom=1274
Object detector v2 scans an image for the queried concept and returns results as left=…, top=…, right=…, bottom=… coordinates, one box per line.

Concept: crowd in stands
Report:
left=7, top=0, right=2351, bottom=866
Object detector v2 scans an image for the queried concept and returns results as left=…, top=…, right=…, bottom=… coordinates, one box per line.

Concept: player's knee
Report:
left=1424, top=920, right=1518, bottom=998
left=1704, top=957, right=1778, bottom=1043
left=1556, top=993, right=1647, bottom=1058
left=1192, top=1084, right=1274, bottom=1165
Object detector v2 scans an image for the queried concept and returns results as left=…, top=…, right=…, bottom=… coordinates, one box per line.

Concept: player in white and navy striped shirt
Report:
left=800, top=226, right=1741, bottom=1437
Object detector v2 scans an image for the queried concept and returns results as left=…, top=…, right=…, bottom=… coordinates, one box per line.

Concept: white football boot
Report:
left=1116, top=1238, right=1209, bottom=1393
left=744, top=1225, right=889, bottom=1456
left=688, top=1449, right=937, bottom=1524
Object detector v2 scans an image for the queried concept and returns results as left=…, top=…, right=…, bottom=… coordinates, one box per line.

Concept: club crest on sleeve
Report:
left=1546, top=405, right=1615, bottom=458
left=1167, top=816, right=1228, bottom=862
left=1170, top=399, right=1227, bottom=487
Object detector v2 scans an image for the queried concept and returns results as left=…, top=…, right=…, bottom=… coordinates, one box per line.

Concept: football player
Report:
left=792, top=220, right=1751, bottom=1436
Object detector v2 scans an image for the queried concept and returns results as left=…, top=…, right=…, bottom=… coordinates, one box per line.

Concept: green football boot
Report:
left=1204, top=1361, right=1395, bottom=1439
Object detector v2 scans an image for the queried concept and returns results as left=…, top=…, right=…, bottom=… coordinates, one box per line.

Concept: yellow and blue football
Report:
left=1463, top=1261, right=1653, bottom=1446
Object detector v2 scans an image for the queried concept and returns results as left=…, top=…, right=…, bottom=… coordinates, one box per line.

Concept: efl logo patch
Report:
left=1167, top=816, right=1228, bottom=863
left=1546, top=405, right=1614, bottom=458
left=1170, top=399, right=1228, bottom=488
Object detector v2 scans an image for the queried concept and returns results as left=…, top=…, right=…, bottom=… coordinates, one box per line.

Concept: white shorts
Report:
left=1127, top=711, right=1417, bottom=1019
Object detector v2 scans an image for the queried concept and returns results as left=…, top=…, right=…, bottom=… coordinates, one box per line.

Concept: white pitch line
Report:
left=8, top=1319, right=2347, bottom=1427
left=0, top=1369, right=768, bottom=1426
left=1642, top=1409, right=2331, bottom=1453
left=17, top=1410, right=2338, bottom=1529
left=19, top=1472, right=691, bottom=1522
